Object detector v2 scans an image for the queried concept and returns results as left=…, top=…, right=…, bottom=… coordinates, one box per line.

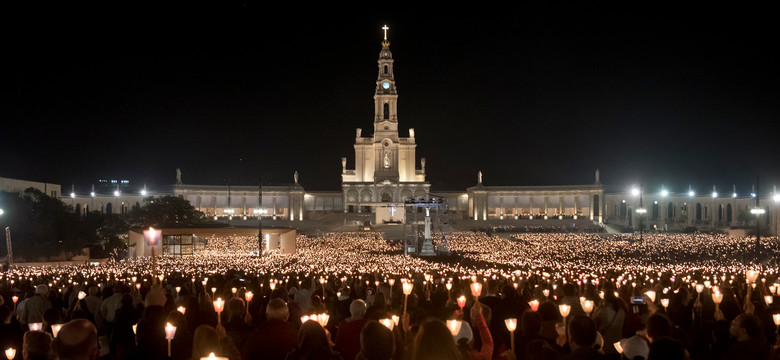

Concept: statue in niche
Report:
left=478, top=171, right=483, bottom=184
left=383, top=152, right=390, bottom=169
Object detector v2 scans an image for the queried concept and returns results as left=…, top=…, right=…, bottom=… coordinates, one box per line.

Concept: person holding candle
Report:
left=286, top=320, right=342, bottom=360
left=191, top=324, right=241, bottom=360
left=241, top=298, right=298, bottom=360
left=110, top=294, right=138, bottom=360
left=410, top=320, right=463, bottom=360
left=560, top=315, right=605, bottom=359
left=22, top=330, right=53, bottom=360
left=18, top=286, right=49, bottom=327
left=514, top=310, right=544, bottom=360
left=166, top=310, right=192, bottom=360
left=223, top=298, right=254, bottom=349
left=720, top=314, right=772, bottom=360
left=453, top=302, right=493, bottom=360
left=356, top=321, right=394, bottom=360
left=127, top=282, right=169, bottom=359
left=334, top=300, right=367, bottom=360
left=51, top=319, right=99, bottom=360
left=592, top=290, right=625, bottom=357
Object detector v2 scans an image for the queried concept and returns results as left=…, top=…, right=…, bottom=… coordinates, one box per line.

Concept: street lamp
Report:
left=635, top=184, right=645, bottom=240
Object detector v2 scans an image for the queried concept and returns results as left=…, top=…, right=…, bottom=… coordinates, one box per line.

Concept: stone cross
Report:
left=382, top=25, right=389, bottom=40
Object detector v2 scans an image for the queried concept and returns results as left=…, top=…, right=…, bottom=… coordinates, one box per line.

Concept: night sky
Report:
left=2, top=3, right=779, bottom=196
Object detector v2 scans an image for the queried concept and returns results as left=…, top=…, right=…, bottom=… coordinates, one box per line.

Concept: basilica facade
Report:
left=58, top=28, right=780, bottom=235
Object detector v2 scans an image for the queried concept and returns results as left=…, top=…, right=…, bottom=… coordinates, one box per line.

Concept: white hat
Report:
left=619, top=335, right=650, bottom=360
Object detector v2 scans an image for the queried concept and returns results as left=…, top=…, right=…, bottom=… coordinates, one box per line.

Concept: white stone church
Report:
left=60, top=27, right=779, bottom=235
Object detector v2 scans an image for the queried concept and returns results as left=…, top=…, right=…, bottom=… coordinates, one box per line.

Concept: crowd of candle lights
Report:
left=1, top=231, right=780, bottom=359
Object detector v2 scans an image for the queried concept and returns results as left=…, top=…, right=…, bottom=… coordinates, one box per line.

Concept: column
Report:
left=574, top=194, right=580, bottom=219
left=499, top=195, right=504, bottom=220
left=514, top=195, right=519, bottom=219
left=529, top=195, right=534, bottom=218
left=558, top=194, right=564, bottom=218
left=272, top=195, right=277, bottom=220
left=544, top=195, right=549, bottom=219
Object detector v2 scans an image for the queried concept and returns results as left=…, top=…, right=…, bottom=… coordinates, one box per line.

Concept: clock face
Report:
left=382, top=81, right=390, bottom=89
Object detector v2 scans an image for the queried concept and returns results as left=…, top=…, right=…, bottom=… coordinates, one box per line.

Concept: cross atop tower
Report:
left=382, top=25, right=389, bottom=40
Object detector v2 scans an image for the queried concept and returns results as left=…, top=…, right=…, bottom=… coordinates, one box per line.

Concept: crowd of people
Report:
left=0, top=231, right=779, bottom=360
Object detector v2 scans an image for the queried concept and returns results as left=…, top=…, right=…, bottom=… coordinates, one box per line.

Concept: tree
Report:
left=128, top=195, right=207, bottom=228
left=0, top=188, right=98, bottom=261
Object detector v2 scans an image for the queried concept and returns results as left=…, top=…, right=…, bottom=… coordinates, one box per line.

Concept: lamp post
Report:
left=635, top=184, right=646, bottom=241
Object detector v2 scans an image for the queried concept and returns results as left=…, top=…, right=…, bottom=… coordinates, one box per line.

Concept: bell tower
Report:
left=374, top=25, right=399, bottom=141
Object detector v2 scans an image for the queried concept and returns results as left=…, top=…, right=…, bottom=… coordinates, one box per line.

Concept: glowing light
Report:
left=712, top=192, right=717, bottom=198
left=558, top=304, right=571, bottom=317
left=470, top=282, right=482, bottom=297
left=504, top=318, right=517, bottom=332
left=661, top=189, right=669, bottom=197
left=529, top=299, right=539, bottom=312
left=165, top=323, right=177, bottom=340
left=446, top=319, right=462, bottom=336
left=379, top=318, right=394, bottom=331
left=5, top=348, right=16, bottom=360
left=51, top=324, right=63, bottom=338
left=688, top=190, right=695, bottom=197
left=631, top=188, right=640, bottom=196
left=29, top=323, right=43, bottom=331
left=177, top=306, right=186, bottom=314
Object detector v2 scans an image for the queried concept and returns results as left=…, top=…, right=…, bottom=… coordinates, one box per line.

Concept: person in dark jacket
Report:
left=241, top=298, right=298, bottom=360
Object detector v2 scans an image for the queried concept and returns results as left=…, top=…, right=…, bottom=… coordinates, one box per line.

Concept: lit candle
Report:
left=457, top=295, right=467, bottom=310
left=529, top=299, right=540, bottom=312
left=28, top=323, right=43, bottom=332
left=165, top=322, right=177, bottom=356
left=614, top=341, right=623, bottom=354
left=470, top=282, right=482, bottom=298
left=505, top=318, right=517, bottom=353
left=402, top=280, right=413, bottom=316
left=559, top=304, right=571, bottom=318
left=5, top=348, right=15, bottom=360
left=245, top=291, right=254, bottom=303
left=764, top=295, right=773, bottom=306
left=51, top=324, right=62, bottom=338
left=773, top=313, right=780, bottom=327
left=446, top=319, right=462, bottom=336
left=213, top=298, right=225, bottom=324
left=177, top=306, right=186, bottom=314
left=582, top=300, right=594, bottom=316
left=317, top=313, right=329, bottom=327
left=379, top=318, right=394, bottom=331
left=645, top=290, right=656, bottom=303
left=391, top=315, right=400, bottom=327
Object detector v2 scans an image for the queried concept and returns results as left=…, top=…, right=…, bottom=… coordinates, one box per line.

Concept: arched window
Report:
left=718, top=204, right=723, bottom=221
left=106, top=203, right=113, bottom=215
left=75, top=204, right=81, bottom=216
left=667, top=202, right=674, bottom=219
left=727, top=204, right=733, bottom=222
left=384, top=65, right=388, bottom=74
left=695, top=203, right=702, bottom=221
left=593, top=195, right=599, bottom=217
left=619, top=202, right=627, bottom=217
left=383, top=103, right=390, bottom=120
left=652, top=203, right=659, bottom=219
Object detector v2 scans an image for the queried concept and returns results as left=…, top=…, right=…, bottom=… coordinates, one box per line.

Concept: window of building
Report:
left=163, top=235, right=194, bottom=256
